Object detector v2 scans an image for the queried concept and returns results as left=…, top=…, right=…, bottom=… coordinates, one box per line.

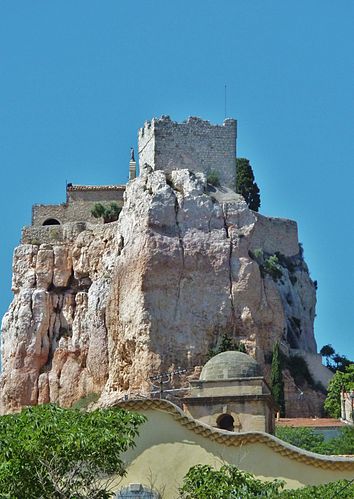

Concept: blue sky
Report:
left=0, top=1, right=353, bottom=360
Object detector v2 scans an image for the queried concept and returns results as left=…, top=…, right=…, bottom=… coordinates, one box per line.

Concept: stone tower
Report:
left=138, top=116, right=237, bottom=189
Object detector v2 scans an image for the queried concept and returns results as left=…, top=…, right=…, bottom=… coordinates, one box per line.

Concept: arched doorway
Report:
left=42, top=218, right=60, bottom=226
left=216, top=413, right=235, bottom=431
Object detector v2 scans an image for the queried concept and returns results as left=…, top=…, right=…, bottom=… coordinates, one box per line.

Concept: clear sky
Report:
left=0, top=1, right=353, bottom=359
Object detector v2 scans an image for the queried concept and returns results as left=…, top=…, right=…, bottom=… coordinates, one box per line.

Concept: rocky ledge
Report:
left=1, top=168, right=320, bottom=414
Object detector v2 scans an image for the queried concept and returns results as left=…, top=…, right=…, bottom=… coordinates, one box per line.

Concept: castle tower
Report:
left=138, top=116, right=237, bottom=190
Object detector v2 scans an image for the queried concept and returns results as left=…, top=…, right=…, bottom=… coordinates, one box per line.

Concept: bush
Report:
left=275, top=251, right=297, bottom=273
left=179, top=464, right=284, bottom=498
left=180, top=463, right=354, bottom=498
left=276, top=425, right=354, bottom=456
left=207, top=170, right=220, bottom=187
left=263, top=255, right=283, bottom=281
left=253, top=248, right=264, bottom=261
left=320, top=425, right=354, bottom=455
left=249, top=250, right=283, bottom=281
left=207, top=333, right=246, bottom=360
left=275, top=426, right=325, bottom=453
left=281, top=480, right=354, bottom=498
left=91, top=202, right=121, bottom=223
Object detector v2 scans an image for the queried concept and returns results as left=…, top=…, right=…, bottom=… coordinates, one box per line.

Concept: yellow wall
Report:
left=111, top=401, right=354, bottom=499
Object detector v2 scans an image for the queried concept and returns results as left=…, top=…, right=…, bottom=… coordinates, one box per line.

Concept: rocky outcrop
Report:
left=1, top=168, right=318, bottom=414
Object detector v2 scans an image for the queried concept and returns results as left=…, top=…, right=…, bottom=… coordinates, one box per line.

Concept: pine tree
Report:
left=236, top=158, right=260, bottom=212
left=271, top=341, right=285, bottom=416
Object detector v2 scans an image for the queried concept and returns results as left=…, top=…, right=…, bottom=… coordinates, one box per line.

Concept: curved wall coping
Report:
left=115, top=398, right=354, bottom=471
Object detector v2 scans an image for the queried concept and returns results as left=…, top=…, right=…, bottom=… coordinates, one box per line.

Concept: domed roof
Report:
left=200, top=351, right=262, bottom=381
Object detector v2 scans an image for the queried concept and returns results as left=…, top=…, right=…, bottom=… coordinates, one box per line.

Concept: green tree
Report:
left=280, top=480, right=354, bottom=498
left=91, top=202, right=121, bottom=223
left=319, top=344, right=353, bottom=373
left=332, top=354, right=352, bottom=372
left=236, top=158, right=260, bottom=212
left=276, top=424, right=354, bottom=456
left=271, top=341, right=285, bottom=416
left=275, top=426, right=325, bottom=453
left=179, top=464, right=284, bottom=498
left=207, top=333, right=246, bottom=360
left=320, top=425, right=354, bottom=455
left=179, top=464, right=354, bottom=498
left=320, top=344, right=335, bottom=360
left=0, top=404, right=145, bottom=499
left=324, top=364, right=354, bottom=418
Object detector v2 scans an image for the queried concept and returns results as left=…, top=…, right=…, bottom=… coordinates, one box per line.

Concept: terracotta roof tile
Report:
left=276, top=418, right=346, bottom=428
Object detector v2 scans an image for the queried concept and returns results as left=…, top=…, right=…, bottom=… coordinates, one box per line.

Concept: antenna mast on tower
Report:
left=224, top=84, right=227, bottom=119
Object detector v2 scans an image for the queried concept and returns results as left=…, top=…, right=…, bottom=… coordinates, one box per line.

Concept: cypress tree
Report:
left=236, top=158, right=261, bottom=212
left=271, top=341, right=285, bottom=416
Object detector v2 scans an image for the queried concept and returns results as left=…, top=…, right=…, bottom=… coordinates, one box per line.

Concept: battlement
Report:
left=138, top=116, right=237, bottom=189
left=23, top=115, right=238, bottom=247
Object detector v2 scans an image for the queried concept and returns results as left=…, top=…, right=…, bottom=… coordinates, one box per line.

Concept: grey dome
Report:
left=200, top=351, right=262, bottom=381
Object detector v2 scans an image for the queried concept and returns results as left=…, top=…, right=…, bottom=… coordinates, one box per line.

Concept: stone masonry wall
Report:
left=32, top=202, right=104, bottom=226
left=21, top=222, right=88, bottom=245
left=138, top=116, right=237, bottom=189
left=32, top=188, right=124, bottom=227
left=67, top=186, right=125, bottom=203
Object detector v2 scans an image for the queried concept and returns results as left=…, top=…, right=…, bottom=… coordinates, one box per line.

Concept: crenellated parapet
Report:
left=138, top=116, right=237, bottom=189
left=23, top=115, right=238, bottom=247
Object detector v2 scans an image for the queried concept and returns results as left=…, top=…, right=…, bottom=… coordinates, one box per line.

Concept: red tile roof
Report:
left=276, top=418, right=345, bottom=428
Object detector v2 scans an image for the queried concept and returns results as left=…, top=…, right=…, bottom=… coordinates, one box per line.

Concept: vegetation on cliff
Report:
left=207, top=333, right=246, bottom=360
left=236, top=157, right=260, bottom=212
left=91, top=202, right=121, bottom=223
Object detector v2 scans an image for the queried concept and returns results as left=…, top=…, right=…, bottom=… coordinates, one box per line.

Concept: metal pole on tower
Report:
left=224, top=84, right=227, bottom=119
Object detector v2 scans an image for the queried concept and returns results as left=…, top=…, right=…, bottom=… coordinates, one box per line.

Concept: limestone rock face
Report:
left=1, top=169, right=318, bottom=414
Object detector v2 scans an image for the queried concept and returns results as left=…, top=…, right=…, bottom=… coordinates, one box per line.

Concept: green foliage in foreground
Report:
left=91, top=202, right=121, bottom=223
left=276, top=425, right=354, bottom=456
left=179, top=464, right=354, bottom=498
left=0, top=404, right=146, bottom=499
left=179, top=464, right=284, bottom=498
left=324, top=363, right=354, bottom=418
left=280, top=480, right=354, bottom=498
